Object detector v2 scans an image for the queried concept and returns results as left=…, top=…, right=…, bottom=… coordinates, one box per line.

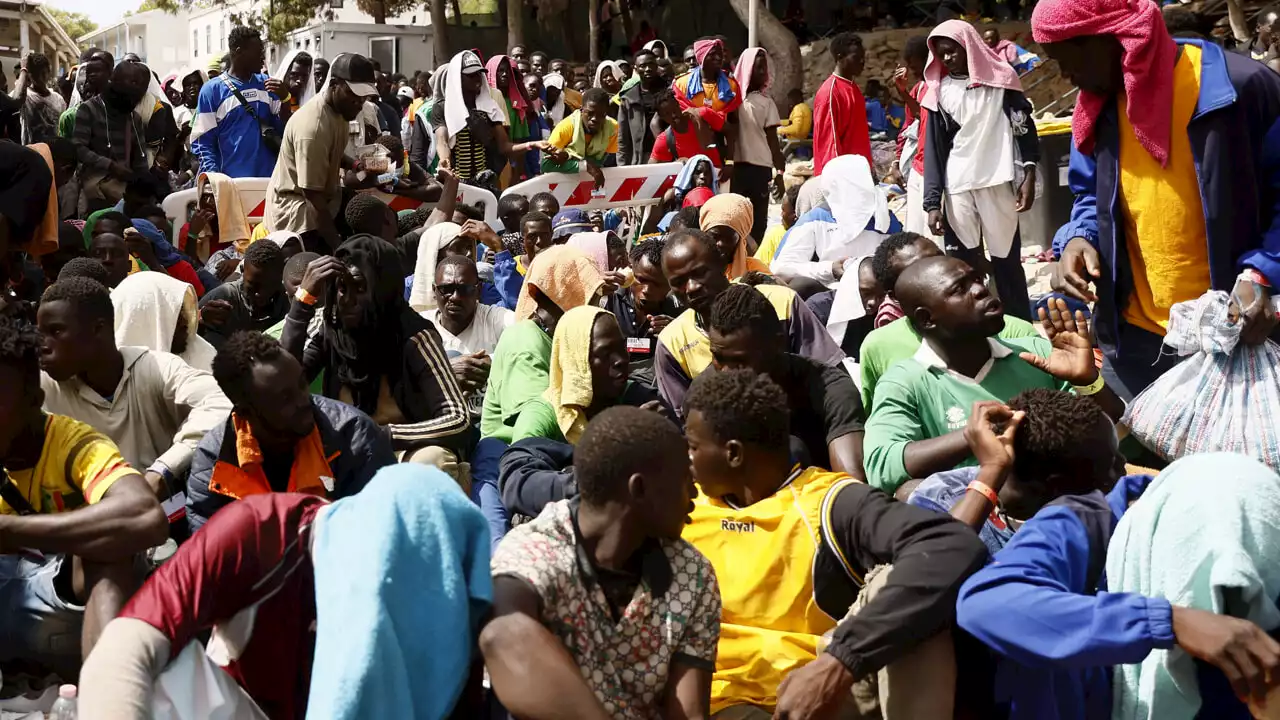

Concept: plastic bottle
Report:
left=48, top=684, right=77, bottom=720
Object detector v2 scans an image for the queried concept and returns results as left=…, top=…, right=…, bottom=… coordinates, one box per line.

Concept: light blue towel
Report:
left=673, top=153, right=720, bottom=197
left=1107, top=453, right=1280, bottom=720
left=306, top=464, right=493, bottom=719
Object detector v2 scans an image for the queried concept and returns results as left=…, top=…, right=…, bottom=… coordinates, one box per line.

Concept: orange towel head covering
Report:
left=700, top=192, right=761, bottom=280
left=514, top=245, right=607, bottom=322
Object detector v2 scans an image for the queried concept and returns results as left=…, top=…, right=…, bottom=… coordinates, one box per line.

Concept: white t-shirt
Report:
left=735, top=91, right=782, bottom=168
left=936, top=77, right=1014, bottom=194
left=425, top=303, right=516, bottom=356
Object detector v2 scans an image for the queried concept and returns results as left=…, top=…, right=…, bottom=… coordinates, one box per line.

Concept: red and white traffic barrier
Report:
left=503, top=162, right=684, bottom=212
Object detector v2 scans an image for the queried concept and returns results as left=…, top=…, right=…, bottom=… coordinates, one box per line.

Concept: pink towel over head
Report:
left=921, top=20, right=1023, bottom=112
left=694, top=38, right=724, bottom=66
left=485, top=54, right=529, bottom=112
left=734, top=47, right=771, bottom=94
left=1032, top=0, right=1177, bottom=166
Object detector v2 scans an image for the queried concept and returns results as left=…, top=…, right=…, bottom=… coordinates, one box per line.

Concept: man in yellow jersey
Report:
left=1036, top=0, right=1280, bottom=401
left=656, top=229, right=844, bottom=417
left=682, top=368, right=987, bottom=719
left=484, top=407, right=719, bottom=720
left=0, top=316, right=168, bottom=672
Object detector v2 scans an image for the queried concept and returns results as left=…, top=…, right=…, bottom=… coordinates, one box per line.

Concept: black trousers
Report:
left=733, top=162, right=775, bottom=244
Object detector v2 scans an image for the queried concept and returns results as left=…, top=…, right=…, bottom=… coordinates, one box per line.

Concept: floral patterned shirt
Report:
left=492, top=499, right=721, bottom=719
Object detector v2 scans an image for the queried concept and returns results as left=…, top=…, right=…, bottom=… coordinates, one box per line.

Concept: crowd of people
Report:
left=2, top=0, right=1280, bottom=716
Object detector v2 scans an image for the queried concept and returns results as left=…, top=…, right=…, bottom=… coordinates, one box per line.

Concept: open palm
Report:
left=1018, top=298, right=1099, bottom=386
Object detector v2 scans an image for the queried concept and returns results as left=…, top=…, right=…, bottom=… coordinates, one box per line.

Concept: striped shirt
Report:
left=71, top=97, right=149, bottom=178
left=1, top=414, right=135, bottom=515
left=191, top=73, right=283, bottom=178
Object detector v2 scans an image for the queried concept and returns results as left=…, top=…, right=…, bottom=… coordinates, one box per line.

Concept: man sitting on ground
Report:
left=863, top=257, right=1124, bottom=495
left=0, top=316, right=168, bottom=671
left=198, top=240, right=289, bottom=351
left=656, top=229, right=843, bottom=417
left=708, top=284, right=864, bottom=476
left=484, top=406, right=719, bottom=720
left=609, top=236, right=681, bottom=391
left=37, top=278, right=232, bottom=514
left=186, top=331, right=395, bottom=532
left=682, top=368, right=987, bottom=718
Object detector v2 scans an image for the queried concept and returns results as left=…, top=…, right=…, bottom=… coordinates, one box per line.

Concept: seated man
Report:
left=186, top=331, right=396, bottom=532
left=498, top=435, right=576, bottom=522
left=682, top=368, right=987, bottom=718
left=958, top=448, right=1280, bottom=719
left=656, top=229, right=843, bottom=417
left=859, top=231, right=1039, bottom=408
left=198, top=240, right=290, bottom=351
left=280, top=237, right=471, bottom=489
left=863, top=257, right=1124, bottom=495
left=37, top=278, right=232, bottom=518
left=471, top=210, right=556, bottom=311
left=80, top=464, right=491, bottom=719
left=496, top=192, right=530, bottom=256
left=343, top=193, right=399, bottom=243
left=484, top=406, right=719, bottom=720
left=0, top=316, right=168, bottom=672
left=707, top=284, right=864, bottom=477
left=608, top=236, right=681, bottom=391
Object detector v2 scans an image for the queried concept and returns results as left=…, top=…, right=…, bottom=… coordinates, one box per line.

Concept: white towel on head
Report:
left=273, top=49, right=317, bottom=106
left=110, top=272, right=216, bottom=372
left=827, top=255, right=873, bottom=345
left=410, top=222, right=464, bottom=314
left=543, top=72, right=567, bottom=124
left=445, top=50, right=505, bottom=144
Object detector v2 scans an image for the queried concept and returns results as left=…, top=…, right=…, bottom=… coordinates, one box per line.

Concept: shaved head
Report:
left=896, top=255, right=960, bottom=314
left=898, top=256, right=1006, bottom=339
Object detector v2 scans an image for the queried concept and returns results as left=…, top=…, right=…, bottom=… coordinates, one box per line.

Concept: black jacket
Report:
left=499, top=437, right=576, bottom=520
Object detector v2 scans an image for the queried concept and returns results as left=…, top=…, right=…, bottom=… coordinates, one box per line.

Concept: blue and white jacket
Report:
left=190, top=72, right=283, bottom=178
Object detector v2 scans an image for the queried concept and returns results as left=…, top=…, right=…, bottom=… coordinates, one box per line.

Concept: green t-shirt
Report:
left=863, top=335, right=1069, bottom=493
left=510, top=397, right=566, bottom=444
left=58, top=106, right=77, bottom=139
left=480, top=319, right=553, bottom=444
left=859, top=315, right=1039, bottom=410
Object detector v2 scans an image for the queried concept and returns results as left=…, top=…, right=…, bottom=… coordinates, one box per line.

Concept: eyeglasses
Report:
left=436, top=283, right=478, bottom=298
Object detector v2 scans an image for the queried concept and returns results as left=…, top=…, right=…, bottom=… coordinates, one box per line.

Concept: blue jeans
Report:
left=470, top=438, right=511, bottom=554
left=0, top=553, right=83, bottom=675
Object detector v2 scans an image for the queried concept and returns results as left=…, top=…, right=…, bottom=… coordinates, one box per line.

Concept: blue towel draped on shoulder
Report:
left=683, top=67, right=736, bottom=105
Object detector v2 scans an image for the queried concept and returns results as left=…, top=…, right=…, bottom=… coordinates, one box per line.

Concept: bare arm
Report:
left=481, top=576, right=614, bottom=720
left=0, top=474, right=167, bottom=562
left=435, top=125, right=453, bottom=170
left=828, top=432, right=866, bottom=481
left=902, top=430, right=973, bottom=481
left=1228, top=0, right=1251, bottom=43
left=663, top=661, right=712, bottom=720
left=423, top=168, right=460, bottom=231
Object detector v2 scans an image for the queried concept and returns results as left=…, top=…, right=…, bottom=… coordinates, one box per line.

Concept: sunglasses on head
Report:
left=437, top=283, right=478, bottom=297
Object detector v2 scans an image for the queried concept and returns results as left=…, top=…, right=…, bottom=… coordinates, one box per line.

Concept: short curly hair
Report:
left=57, top=258, right=110, bottom=285
left=228, top=26, right=261, bottom=54
left=871, top=231, right=930, bottom=294
left=212, top=331, right=288, bottom=407
left=685, top=368, right=790, bottom=450
left=243, top=239, right=285, bottom=273
left=1008, top=388, right=1110, bottom=493
left=41, top=277, right=114, bottom=325
left=397, top=205, right=433, bottom=236
left=574, top=406, right=685, bottom=506
left=710, top=284, right=781, bottom=340
left=0, top=315, right=43, bottom=390
left=344, top=194, right=393, bottom=238
left=629, top=235, right=665, bottom=267
left=530, top=191, right=560, bottom=216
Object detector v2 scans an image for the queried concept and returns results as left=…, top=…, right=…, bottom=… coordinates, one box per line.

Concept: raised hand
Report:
left=1018, top=297, right=1098, bottom=386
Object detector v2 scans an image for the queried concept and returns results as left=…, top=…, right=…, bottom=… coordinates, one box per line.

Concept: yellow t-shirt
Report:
left=658, top=282, right=796, bottom=379
left=754, top=224, right=787, bottom=265
left=1, top=414, right=135, bottom=515
left=682, top=466, right=851, bottom=713
left=778, top=102, right=813, bottom=139
left=1118, top=44, right=1211, bottom=334
left=547, top=115, right=620, bottom=156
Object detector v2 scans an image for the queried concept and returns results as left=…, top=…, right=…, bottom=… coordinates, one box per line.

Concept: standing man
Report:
left=191, top=26, right=283, bottom=179
left=672, top=38, right=740, bottom=164
left=813, top=32, right=872, bottom=176
left=72, top=61, right=151, bottom=208
left=266, top=53, right=378, bottom=253
left=11, top=52, right=65, bottom=144
left=1036, top=0, right=1280, bottom=400
left=58, top=48, right=113, bottom=139
left=617, top=48, right=666, bottom=165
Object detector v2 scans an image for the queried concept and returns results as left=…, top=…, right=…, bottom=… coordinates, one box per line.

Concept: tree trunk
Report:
left=617, top=0, right=634, bottom=53
left=588, top=0, right=600, bottom=63
left=507, top=0, right=524, bottom=52
left=450, top=0, right=464, bottom=26
left=431, top=0, right=449, bottom=64
left=726, top=0, right=802, bottom=103
left=373, top=0, right=386, bottom=23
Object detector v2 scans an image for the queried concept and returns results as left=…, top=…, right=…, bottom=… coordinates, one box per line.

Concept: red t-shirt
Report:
left=813, top=74, right=872, bottom=176
left=648, top=124, right=723, bottom=166
left=120, top=494, right=327, bottom=719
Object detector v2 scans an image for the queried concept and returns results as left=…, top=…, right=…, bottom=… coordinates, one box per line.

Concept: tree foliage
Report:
left=46, top=7, right=97, bottom=42
left=356, top=0, right=420, bottom=23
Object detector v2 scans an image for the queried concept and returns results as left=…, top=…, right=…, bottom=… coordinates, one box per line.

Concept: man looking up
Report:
left=187, top=331, right=395, bottom=531
left=37, top=278, right=231, bottom=506
left=617, top=48, right=666, bottom=165
left=656, top=229, right=843, bottom=417
left=708, top=284, right=865, bottom=476
left=267, top=53, right=380, bottom=253
left=72, top=60, right=151, bottom=207
left=484, top=406, right=719, bottom=720
left=1036, top=0, right=1280, bottom=400
left=191, top=26, right=283, bottom=179
left=813, top=31, right=872, bottom=175
left=0, top=315, right=167, bottom=669
left=863, top=256, right=1124, bottom=495
left=682, top=368, right=987, bottom=718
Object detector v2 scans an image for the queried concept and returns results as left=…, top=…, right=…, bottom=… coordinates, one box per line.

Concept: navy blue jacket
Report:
left=1051, top=40, right=1280, bottom=356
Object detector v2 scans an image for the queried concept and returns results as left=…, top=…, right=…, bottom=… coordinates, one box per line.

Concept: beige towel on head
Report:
left=513, top=245, right=606, bottom=322
left=197, top=172, right=252, bottom=257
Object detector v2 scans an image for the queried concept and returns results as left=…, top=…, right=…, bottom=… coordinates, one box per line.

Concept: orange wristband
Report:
left=294, top=287, right=318, bottom=306
left=967, top=479, right=1000, bottom=506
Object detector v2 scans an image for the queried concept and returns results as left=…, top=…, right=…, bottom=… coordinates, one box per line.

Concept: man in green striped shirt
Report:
left=863, top=256, right=1124, bottom=494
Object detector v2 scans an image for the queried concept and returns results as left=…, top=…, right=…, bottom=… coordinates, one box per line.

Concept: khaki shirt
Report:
left=265, top=97, right=347, bottom=234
